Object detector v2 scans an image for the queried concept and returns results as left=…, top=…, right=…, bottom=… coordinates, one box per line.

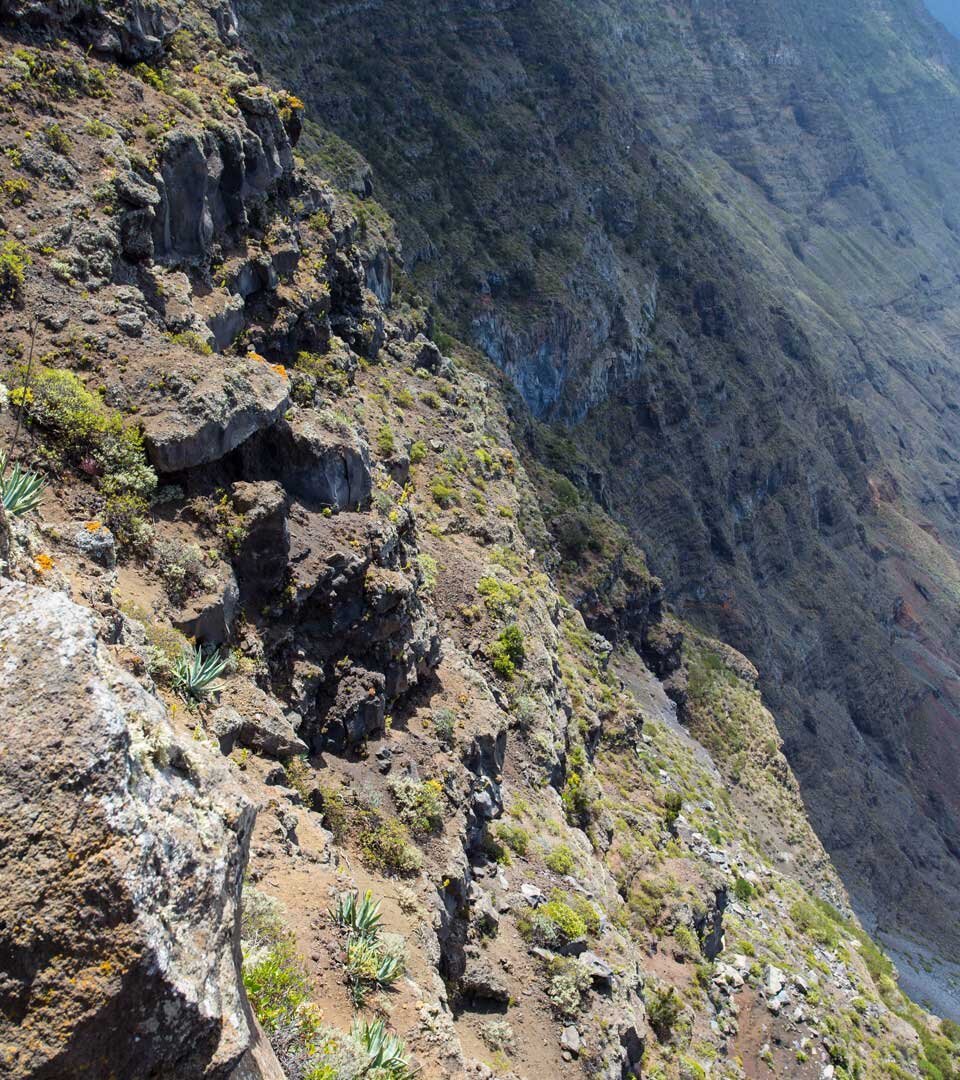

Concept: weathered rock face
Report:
left=0, top=0, right=178, bottom=61
left=152, top=112, right=294, bottom=265
left=280, top=506, right=441, bottom=749
left=0, top=582, right=265, bottom=1079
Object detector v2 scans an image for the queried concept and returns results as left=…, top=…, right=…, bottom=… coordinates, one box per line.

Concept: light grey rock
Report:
left=207, top=705, right=244, bottom=755
left=764, top=964, right=785, bottom=997
left=223, top=683, right=308, bottom=760
left=173, top=568, right=239, bottom=644
left=560, top=1026, right=581, bottom=1055
left=0, top=580, right=269, bottom=1078
left=69, top=520, right=117, bottom=567
left=579, top=951, right=615, bottom=988
left=521, top=883, right=545, bottom=906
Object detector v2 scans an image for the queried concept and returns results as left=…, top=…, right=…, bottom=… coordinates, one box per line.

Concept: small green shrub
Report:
left=0, top=453, right=45, bottom=516
left=790, top=899, right=840, bottom=948
left=375, top=424, right=395, bottom=455
left=673, top=923, right=700, bottom=960
left=132, top=62, right=166, bottom=91
left=284, top=756, right=313, bottom=803
left=358, top=814, right=423, bottom=876
left=331, top=890, right=383, bottom=940
left=429, top=472, right=457, bottom=507
left=479, top=1019, right=515, bottom=1054
left=487, top=623, right=525, bottom=679
left=84, top=118, right=114, bottom=138
left=243, top=937, right=315, bottom=1038
left=166, top=330, right=213, bottom=355
left=494, top=822, right=530, bottom=857
left=524, top=898, right=588, bottom=947
left=172, top=645, right=227, bottom=702
left=409, top=439, right=428, bottom=464
left=545, top=956, right=592, bottom=1019
left=477, top=575, right=521, bottom=615
left=431, top=706, right=456, bottom=746
left=42, top=122, right=71, bottom=154
left=350, top=1017, right=414, bottom=1079
left=2, top=178, right=30, bottom=206
left=389, top=776, right=444, bottom=836
left=663, top=791, right=683, bottom=829
left=294, top=348, right=354, bottom=395
left=416, top=552, right=438, bottom=591
left=0, top=240, right=30, bottom=306
left=345, top=934, right=404, bottom=1005
left=733, top=876, right=755, bottom=903
left=646, top=984, right=684, bottom=1041
left=550, top=474, right=580, bottom=508
left=561, top=764, right=602, bottom=830
left=316, top=784, right=351, bottom=841
left=545, top=844, right=575, bottom=875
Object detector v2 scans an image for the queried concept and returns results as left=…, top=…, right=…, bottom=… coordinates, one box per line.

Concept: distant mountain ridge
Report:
left=925, top=0, right=960, bottom=37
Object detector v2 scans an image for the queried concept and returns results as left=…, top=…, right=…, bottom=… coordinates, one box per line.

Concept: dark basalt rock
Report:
left=230, top=481, right=290, bottom=606
left=239, top=416, right=372, bottom=511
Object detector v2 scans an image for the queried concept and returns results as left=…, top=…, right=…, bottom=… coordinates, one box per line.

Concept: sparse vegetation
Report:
left=357, top=814, right=423, bottom=876
left=242, top=889, right=412, bottom=1078
left=331, top=890, right=404, bottom=1006
left=545, top=955, right=593, bottom=1019
left=388, top=776, right=444, bottom=836
left=8, top=364, right=156, bottom=546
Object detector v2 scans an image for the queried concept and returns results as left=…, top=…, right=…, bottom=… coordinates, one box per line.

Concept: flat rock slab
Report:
left=142, top=353, right=289, bottom=472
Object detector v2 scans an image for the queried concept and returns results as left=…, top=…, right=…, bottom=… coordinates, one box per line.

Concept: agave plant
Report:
left=351, top=1016, right=413, bottom=1077
left=331, top=889, right=383, bottom=940
left=345, top=935, right=404, bottom=1006
left=0, top=452, right=45, bottom=517
left=171, top=644, right=227, bottom=702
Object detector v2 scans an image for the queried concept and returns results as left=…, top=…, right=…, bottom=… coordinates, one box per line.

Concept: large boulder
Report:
left=0, top=582, right=274, bottom=1078
left=142, top=355, right=290, bottom=472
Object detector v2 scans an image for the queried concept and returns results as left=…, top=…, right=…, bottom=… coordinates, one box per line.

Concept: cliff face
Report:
left=1, top=0, right=960, bottom=1077
left=237, top=0, right=960, bottom=1011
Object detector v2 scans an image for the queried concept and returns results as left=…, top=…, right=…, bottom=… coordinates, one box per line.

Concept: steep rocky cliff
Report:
left=0, top=1, right=959, bottom=1079
left=236, top=0, right=960, bottom=1015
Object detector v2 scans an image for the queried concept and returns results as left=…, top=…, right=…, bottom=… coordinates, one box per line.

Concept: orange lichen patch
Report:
left=34, top=553, right=54, bottom=573
left=84, top=521, right=102, bottom=532
left=247, top=351, right=267, bottom=363
left=271, top=363, right=288, bottom=379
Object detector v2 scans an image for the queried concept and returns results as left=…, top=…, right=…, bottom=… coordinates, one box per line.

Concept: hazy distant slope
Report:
left=925, top=0, right=960, bottom=38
